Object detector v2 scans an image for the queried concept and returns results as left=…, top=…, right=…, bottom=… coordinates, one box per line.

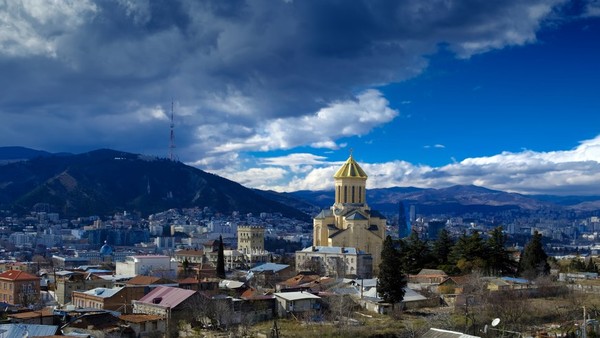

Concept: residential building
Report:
left=132, top=286, right=200, bottom=324
left=0, top=270, right=40, bottom=305
left=72, top=287, right=127, bottom=311
left=174, top=249, right=204, bottom=264
left=311, top=154, right=386, bottom=274
left=295, top=246, right=373, bottom=278
left=116, top=255, right=177, bottom=279
left=248, top=263, right=295, bottom=287
left=54, top=271, right=114, bottom=305
left=119, top=314, right=166, bottom=337
left=273, top=291, right=321, bottom=317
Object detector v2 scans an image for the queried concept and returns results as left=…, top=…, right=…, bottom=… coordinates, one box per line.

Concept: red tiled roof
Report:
left=178, top=277, right=200, bottom=284
left=279, top=274, right=319, bottom=287
left=0, top=270, right=40, bottom=281
left=126, top=275, right=175, bottom=285
left=8, top=308, right=54, bottom=319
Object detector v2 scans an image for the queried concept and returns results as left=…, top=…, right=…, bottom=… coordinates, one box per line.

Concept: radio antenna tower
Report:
left=169, top=100, right=177, bottom=161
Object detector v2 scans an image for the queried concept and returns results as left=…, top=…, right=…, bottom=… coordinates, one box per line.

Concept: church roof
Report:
left=334, top=155, right=367, bottom=179
left=345, top=211, right=368, bottom=220
left=315, top=209, right=333, bottom=219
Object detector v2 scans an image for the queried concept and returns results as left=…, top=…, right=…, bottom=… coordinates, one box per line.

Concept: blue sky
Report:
left=1, top=0, right=600, bottom=195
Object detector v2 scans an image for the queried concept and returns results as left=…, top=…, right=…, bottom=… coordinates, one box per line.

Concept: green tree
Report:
left=586, top=257, right=598, bottom=273
left=450, top=231, right=487, bottom=273
left=518, top=231, right=550, bottom=279
left=377, top=235, right=406, bottom=307
left=486, top=226, right=516, bottom=276
left=217, top=235, right=226, bottom=279
left=399, top=231, right=432, bottom=274
left=432, top=229, right=454, bottom=268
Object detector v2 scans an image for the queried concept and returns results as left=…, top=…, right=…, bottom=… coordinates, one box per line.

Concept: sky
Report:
left=1, top=0, right=600, bottom=195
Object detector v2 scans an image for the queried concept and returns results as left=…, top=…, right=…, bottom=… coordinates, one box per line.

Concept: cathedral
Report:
left=312, top=154, right=386, bottom=272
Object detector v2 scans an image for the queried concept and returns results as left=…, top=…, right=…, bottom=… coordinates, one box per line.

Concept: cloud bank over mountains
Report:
left=221, top=135, right=600, bottom=195
left=1, top=0, right=598, bottom=195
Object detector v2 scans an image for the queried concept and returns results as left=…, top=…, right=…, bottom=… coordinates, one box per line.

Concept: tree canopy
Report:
left=518, top=230, right=550, bottom=279
left=378, top=235, right=406, bottom=305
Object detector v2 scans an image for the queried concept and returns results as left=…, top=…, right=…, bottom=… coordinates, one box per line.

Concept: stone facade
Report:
left=312, top=155, right=385, bottom=273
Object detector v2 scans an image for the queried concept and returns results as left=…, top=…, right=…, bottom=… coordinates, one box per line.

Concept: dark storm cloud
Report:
left=0, top=0, right=567, bottom=163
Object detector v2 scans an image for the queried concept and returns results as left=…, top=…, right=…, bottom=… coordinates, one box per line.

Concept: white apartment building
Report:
left=295, top=246, right=373, bottom=279
left=115, top=255, right=177, bottom=279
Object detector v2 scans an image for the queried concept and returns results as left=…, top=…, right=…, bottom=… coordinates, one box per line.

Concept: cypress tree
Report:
left=518, top=230, right=550, bottom=278
left=377, top=235, right=406, bottom=307
left=217, top=235, right=226, bottom=279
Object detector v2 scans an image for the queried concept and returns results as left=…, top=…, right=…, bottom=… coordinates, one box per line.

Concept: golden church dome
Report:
left=333, top=155, right=368, bottom=179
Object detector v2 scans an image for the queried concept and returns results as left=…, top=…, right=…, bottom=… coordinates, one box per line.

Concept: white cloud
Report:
left=585, top=0, right=600, bottom=17
left=215, top=167, right=289, bottom=191
left=221, top=135, right=600, bottom=196
left=213, top=89, right=398, bottom=153
left=0, top=0, right=97, bottom=57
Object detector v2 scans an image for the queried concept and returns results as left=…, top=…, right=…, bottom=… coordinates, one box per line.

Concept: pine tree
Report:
left=402, top=231, right=433, bottom=273
left=217, top=235, right=226, bottom=279
left=518, top=230, right=550, bottom=279
left=450, top=231, right=487, bottom=273
left=432, top=228, right=454, bottom=268
left=486, top=226, right=516, bottom=276
left=377, top=235, right=406, bottom=307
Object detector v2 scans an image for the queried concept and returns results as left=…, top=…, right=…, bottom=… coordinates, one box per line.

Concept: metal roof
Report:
left=298, top=246, right=362, bottom=255
left=81, top=287, right=123, bottom=298
left=250, top=263, right=290, bottom=273
left=422, top=328, right=480, bottom=338
left=274, top=291, right=321, bottom=301
left=137, top=286, right=196, bottom=309
left=0, top=324, right=59, bottom=337
left=333, top=155, right=368, bottom=179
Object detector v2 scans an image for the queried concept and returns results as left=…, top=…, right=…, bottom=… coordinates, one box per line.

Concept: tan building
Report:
left=72, top=286, right=146, bottom=313
left=312, top=154, right=386, bottom=273
left=0, top=270, right=41, bottom=306
left=54, top=271, right=114, bottom=305
left=237, top=225, right=265, bottom=253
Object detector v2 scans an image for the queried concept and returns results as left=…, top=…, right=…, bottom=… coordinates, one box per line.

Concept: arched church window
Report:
left=351, top=186, right=355, bottom=203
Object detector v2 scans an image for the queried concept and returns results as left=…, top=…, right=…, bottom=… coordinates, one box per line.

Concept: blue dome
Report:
left=100, top=243, right=113, bottom=256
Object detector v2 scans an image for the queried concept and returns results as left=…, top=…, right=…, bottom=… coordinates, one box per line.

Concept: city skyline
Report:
left=1, top=1, right=600, bottom=195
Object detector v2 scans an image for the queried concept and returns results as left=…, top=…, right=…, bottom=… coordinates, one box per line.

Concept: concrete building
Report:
left=311, top=154, right=385, bottom=273
left=295, top=246, right=373, bottom=279
left=237, top=226, right=265, bottom=253
left=116, top=255, right=177, bottom=279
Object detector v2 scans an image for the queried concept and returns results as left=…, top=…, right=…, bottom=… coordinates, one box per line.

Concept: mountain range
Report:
left=2, top=147, right=600, bottom=219
left=0, top=147, right=308, bottom=220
